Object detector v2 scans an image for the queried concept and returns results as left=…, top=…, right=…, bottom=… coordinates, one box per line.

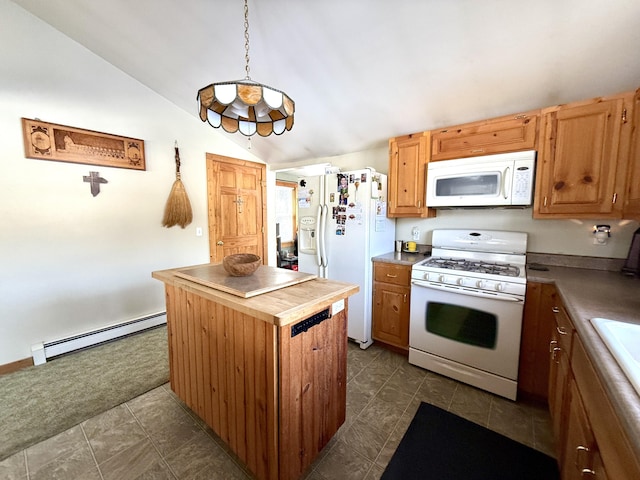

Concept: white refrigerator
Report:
left=296, top=168, right=396, bottom=348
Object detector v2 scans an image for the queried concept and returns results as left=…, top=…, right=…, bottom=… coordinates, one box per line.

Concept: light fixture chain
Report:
left=244, top=0, right=250, bottom=79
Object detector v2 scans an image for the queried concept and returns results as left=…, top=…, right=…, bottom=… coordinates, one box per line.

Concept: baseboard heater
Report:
left=31, top=312, right=167, bottom=365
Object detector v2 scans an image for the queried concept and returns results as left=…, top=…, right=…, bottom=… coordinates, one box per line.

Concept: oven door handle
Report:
left=411, top=280, right=524, bottom=302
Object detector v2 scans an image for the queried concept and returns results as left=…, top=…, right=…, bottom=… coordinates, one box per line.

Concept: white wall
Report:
left=0, top=1, right=264, bottom=365
left=292, top=148, right=639, bottom=258
left=396, top=210, right=638, bottom=258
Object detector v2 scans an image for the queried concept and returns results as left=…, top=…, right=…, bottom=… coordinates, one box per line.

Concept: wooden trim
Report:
left=0, top=357, right=34, bottom=376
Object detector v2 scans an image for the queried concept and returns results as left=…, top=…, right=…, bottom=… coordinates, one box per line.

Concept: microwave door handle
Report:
left=503, top=166, right=511, bottom=200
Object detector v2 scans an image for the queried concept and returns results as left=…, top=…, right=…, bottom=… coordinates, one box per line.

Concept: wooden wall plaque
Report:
left=21, top=118, right=145, bottom=170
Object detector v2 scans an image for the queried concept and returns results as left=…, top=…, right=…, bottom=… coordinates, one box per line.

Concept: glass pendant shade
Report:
left=198, top=79, right=295, bottom=137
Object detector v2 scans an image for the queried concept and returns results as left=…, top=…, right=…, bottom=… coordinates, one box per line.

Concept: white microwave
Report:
left=426, top=150, right=536, bottom=208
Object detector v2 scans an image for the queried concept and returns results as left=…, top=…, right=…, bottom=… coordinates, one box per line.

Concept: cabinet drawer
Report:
left=374, top=263, right=411, bottom=287
left=571, top=336, right=640, bottom=480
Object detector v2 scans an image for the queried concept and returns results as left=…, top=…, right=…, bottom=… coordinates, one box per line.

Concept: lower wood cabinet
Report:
left=372, top=262, right=411, bottom=352
left=562, top=379, right=608, bottom=480
left=544, top=285, right=640, bottom=480
left=518, top=282, right=554, bottom=400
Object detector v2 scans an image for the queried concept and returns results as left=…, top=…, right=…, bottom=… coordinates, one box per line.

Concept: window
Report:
left=275, top=181, right=297, bottom=247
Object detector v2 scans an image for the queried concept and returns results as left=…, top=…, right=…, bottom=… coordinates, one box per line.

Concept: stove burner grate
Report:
left=423, top=257, right=521, bottom=277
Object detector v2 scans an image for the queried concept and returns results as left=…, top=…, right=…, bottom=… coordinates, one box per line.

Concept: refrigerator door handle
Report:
left=320, top=204, right=329, bottom=268
left=315, top=204, right=323, bottom=267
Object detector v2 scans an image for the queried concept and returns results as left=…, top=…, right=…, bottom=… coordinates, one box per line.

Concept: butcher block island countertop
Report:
left=152, top=264, right=359, bottom=480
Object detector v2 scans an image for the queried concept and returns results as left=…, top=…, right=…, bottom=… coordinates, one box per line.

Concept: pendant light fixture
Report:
left=197, top=0, right=295, bottom=137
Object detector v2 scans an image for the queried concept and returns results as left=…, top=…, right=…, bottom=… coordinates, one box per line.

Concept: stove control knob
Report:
left=495, top=283, right=504, bottom=292
left=423, top=272, right=429, bottom=281
left=456, top=277, right=464, bottom=286
left=476, top=280, right=484, bottom=289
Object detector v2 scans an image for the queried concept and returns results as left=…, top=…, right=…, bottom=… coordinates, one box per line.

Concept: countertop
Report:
left=153, top=264, right=359, bottom=327
left=373, top=251, right=640, bottom=457
left=372, top=250, right=430, bottom=266
left=526, top=265, right=640, bottom=458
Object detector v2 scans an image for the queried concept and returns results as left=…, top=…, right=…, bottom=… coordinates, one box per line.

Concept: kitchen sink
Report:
left=591, top=318, right=640, bottom=397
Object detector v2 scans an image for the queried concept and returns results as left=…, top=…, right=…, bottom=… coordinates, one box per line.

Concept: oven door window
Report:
left=435, top=172, right=500, bottom=197
left=426, top=301, right=497, bottom=349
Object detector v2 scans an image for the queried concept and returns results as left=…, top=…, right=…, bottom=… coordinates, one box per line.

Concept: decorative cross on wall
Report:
left=83, top=171, right=108, bottom=196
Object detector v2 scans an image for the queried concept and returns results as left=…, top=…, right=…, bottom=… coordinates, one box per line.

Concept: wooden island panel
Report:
left=279, top=307, right=347, bottom=479
left=161, top=275, right=352, bottom=480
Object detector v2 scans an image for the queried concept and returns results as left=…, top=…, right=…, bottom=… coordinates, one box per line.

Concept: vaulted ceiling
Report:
left=12, top=0, right=640, bottom=167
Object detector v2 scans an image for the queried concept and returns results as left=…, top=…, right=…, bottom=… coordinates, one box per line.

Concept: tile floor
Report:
left=0, top=342, right=555, bottom=480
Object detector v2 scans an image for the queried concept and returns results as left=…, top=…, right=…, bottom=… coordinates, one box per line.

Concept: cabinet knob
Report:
left=386, top=274, right=398, bottom=278
left=217, top=241, right=224, bottom=246
left=549, top=340, right=558, bottom=353
left=552, top=306, right=560, bottom=313
left=557, top=326, right=567, bottom=335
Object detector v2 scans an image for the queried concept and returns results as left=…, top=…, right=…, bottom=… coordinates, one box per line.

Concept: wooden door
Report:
left=206, top=154, right=267, bottom=263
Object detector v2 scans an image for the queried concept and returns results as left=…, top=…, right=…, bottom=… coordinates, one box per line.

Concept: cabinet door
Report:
left=534, top=94, right=632, bottom=218
left=548, top=326, right=570, bottom=462
left=572, top=335, right=640, bottom=480
left=388, top=132, right=436, bottom=218
left=624, top=89, right=640, bottom=219
left=372, top=282, right=410, bottom=350
left=431, top=111, right=539, bottom=161
left=562, top=380, right=603, bottom=480
left=518, top=282, right=554, bottom=400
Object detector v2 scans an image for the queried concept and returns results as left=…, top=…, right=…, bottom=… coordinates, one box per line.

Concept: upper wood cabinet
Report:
left=623, top=88, right=640, bottom=219
left=430, top=111, right=539, bottom=161
left=533, top=92, right=634, bottom=218
left=388, top=132, right=436, bottom=218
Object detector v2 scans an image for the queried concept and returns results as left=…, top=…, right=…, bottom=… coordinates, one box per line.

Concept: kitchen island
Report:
left=152, top=264, right=359, bottom=480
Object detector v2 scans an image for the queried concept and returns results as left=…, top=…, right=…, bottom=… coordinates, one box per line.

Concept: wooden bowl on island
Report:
left=222, top=253, right=261, bottom=276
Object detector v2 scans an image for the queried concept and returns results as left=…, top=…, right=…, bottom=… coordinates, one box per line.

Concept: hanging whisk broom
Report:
left=162, top=141, right=193, bottom=228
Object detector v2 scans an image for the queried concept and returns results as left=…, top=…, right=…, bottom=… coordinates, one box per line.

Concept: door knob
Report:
left=217, top=241, right=224, bottom=246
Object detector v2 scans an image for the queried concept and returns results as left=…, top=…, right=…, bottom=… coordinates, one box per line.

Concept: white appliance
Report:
left=296, top=168, right=396, bottom=348
left=409, top=229, right=527, bottom=400
left=426, top=150, right=536, bottom=208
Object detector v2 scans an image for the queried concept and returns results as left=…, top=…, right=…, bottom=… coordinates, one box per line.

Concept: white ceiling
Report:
left=12, top=0, right=640, bottom=167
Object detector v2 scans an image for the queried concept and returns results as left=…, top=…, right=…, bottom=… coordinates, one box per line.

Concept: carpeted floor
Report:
left=0, top=325, right=169, bottom=461
left=382, top=402, right=559, bottom=480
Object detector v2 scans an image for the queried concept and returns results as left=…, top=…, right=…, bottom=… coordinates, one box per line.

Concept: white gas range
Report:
left=409, top=229, right=528, bottom=400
